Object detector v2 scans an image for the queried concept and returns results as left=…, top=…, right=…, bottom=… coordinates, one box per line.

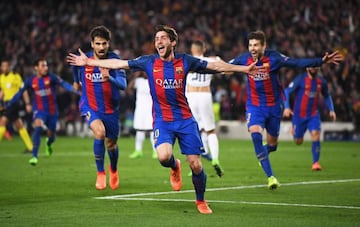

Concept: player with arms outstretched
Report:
left=229, top=30, right=343, bottom=189
left=67, top=25, right=258, bottom=214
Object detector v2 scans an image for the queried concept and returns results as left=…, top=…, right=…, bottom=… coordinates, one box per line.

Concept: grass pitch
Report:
left=0, top=136, right=359, bottom=226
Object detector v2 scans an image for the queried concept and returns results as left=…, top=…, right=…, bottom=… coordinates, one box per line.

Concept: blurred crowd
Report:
left=1, top=0, right=359, bottom=134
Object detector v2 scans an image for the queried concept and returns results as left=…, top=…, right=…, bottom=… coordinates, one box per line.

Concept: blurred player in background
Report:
left=6, top=58, right=78, bottom=165
left=71, top=25, right=127, bottom=190
left=67, top=25, right=258, bottom=214
left=229, top=30, right=343, bottom=190
left=186, top=40, right=224, bottom=177
left=128, top=72, right=157, bottom=159
left=283, top=67, right=336, bottom=171
left=0, top=59, right=33, bottom=152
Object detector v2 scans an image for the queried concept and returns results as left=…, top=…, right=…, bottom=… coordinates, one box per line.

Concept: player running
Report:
left=283, top=67, right=336, bottom=171
left=229, top=30, right=343, bottom=189
left=71, top=25, right=127, bottom=190
left=67, top=25, right=258, bottom=214
left=6, top=58, right=78, bottom=165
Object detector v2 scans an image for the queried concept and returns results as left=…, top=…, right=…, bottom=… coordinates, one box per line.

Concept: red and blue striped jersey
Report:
left=284, top=73, right=334, bottom=118
left=72, top=51, right=127, bottom=114
left=8, top=73, right=74, bottom=115
left=128, top=53, right=208, bottom=122
left=229, top=50, right=323, bottom=107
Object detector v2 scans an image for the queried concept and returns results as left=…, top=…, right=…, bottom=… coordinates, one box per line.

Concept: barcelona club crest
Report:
left=175, top=67, right=183, bottom=74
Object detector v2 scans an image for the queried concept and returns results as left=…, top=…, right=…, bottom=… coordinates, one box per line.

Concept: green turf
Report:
left=0, top=136, right=359, bottom=226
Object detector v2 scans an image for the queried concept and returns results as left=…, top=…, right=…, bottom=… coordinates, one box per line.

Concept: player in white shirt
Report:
left=185, top=40, right=224, bottom=177
left=129, top=72, right=157, bottom=159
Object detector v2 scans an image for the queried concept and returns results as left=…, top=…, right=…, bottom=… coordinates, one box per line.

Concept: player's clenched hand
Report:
left=283, top=108, right=293, bottom=118
left=329, top=111, right=336, bottom=121
left=99, top=67, right=110, bottom=80
left=67, top=49, right=88, bottom=66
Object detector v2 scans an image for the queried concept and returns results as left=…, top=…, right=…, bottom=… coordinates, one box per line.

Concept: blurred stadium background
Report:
left=0, top=0, right=359, bottom=140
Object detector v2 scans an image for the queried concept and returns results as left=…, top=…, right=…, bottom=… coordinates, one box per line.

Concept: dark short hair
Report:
left=155, top=25, right=179, bottom=45
left=1, top=57, right=10, bottom=64
left=248, top=30, right=266, bottom=46
left=90, top=25, right=111, bottom=41
left=192, top=40, right=205, bottom=49
left=33, top=57, right=46, bottom=67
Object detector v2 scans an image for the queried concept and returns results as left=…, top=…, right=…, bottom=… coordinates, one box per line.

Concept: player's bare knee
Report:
left=105, top=139, right=117, bottom=150
left=14, top=119, right=24, bottom=129
left=156, top=144, right=172, bottom=162
left=311, top=133, right=320, bottom=141
left=187, top=156, right=202, bottom=174
left=267, top=143, right=278, bottom=152
left=93, top=129, right=106, bottom=139
left=294, top=139, right=303, bottom=145
left=47, top=130, right=55, bottom=137
left=157, top=152, right=171, bottom=162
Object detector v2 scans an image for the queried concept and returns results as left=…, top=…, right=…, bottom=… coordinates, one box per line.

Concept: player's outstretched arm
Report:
left=207, top=60, right=258, bottom=74
left=322, top=51, right=344, bottom=65
left=67, top=49, right=130, bottom=70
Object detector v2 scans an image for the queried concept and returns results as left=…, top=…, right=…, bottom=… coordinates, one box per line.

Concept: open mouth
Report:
left=251, top=52, right=259, bottom=60
left=157, top=46, right=165, bottom=54
left=96, top=51, right=106, bottom=59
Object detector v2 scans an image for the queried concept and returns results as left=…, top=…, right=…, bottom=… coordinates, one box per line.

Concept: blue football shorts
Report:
left=246, top=104, right=283, bottom=137
left=153, top=117, right=204, bottom=155
left=81, top=106, right=120, bottom=140
left=33, top=111, right=58, bottom=132
left=292, top=114, right=321, bottom=139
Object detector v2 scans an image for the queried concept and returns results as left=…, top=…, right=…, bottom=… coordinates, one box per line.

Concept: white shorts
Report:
left=186, top=92, right=215, bottom=131
left=133, top=95, right=153, bottom=130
